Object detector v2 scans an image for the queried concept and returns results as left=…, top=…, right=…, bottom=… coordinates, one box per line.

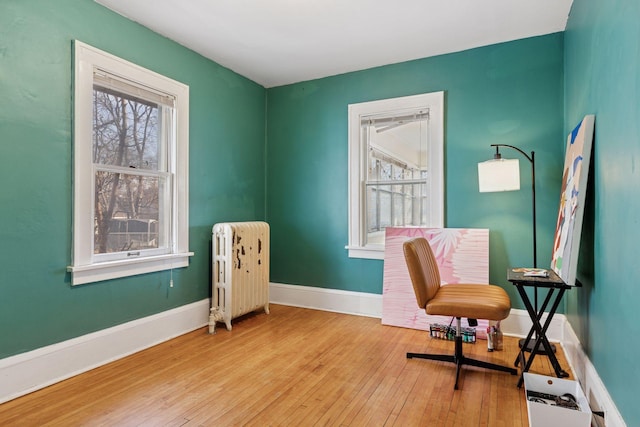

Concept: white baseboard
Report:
left=0, top=284, right=625, bottom=426
left=499, top=307, right=566, bottom=343
left=269, top=282, right=563, bottom=340
left=269, top=282, right=383, bottom=318
left=0, top=299, right=210, bottom=404
left=561, top=320, right=626, bottom=427
left=270, top=282, right=625, bottom=426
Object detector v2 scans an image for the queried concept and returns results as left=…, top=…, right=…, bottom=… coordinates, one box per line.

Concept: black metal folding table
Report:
left=507, top=268, right=577, bottom=387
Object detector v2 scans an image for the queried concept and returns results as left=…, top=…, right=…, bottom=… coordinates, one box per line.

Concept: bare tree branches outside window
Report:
left=92, top=86, right=164, bottom=254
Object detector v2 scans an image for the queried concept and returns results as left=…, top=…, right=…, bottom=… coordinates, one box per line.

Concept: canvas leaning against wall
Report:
left=550, top=115, right=595, bottom=286
left=382, top=227, right=490, bottom=338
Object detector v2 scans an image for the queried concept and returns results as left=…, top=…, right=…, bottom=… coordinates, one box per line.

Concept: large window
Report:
left=347, top=92, right=444, bottom=259
left=68, top=41, right=192, bottom=285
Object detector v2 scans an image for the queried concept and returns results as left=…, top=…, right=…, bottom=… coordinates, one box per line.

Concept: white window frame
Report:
left=68, top=41, right=192, bottom=285
left=347, top=92, right=444, bottom=259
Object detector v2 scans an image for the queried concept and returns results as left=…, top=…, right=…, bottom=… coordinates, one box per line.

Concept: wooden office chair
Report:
left=403, top=237, right=517, bottom=389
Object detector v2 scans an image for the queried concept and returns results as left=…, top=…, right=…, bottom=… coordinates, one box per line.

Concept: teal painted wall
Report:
left=0, top=0, right=266, bottom=359
left=266, top=34, right=565, bottom=307
left=565, top=0, right=640, bottom=424
left=5, top=2, right=631, bottom=422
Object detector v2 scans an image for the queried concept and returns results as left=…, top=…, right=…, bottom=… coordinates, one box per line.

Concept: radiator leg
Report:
left=209, top=307, right=224, bottom=335
left=264, top=303, right=270, bottom=315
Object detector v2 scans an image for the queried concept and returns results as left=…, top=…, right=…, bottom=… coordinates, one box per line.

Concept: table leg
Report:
left=515, top=285, right=548, bottom=387
left=515, top=285, right=569, bottom=387
left=514, top=287, right=554, bottom=368
left=514, top=285, right=544, bottom=367
left=526, top=288, right=556, bottom=358
left=532, top=288, right=569, bottom=378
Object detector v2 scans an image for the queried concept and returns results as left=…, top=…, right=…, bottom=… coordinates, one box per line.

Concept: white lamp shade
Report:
left=478, top=158, right=521, bottom=192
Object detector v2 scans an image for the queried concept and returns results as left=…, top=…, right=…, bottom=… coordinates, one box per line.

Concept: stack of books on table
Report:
left=513, top=268, right=549, bottom=277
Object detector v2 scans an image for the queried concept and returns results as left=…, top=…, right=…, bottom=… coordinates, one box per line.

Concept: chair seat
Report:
left=426, top=284, right=511, bottom=320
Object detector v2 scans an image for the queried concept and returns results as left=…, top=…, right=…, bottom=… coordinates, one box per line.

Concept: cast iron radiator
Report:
left=209, top=221, right=270, bottom=333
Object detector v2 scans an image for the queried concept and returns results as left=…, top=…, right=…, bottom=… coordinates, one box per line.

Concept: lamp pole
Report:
left=489, top=144, right=554, bottom=354
left=490, top=144, right=536, bottom=268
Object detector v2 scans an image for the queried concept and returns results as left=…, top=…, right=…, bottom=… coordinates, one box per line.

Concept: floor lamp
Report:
left=477, top=144, right=554, bottom=354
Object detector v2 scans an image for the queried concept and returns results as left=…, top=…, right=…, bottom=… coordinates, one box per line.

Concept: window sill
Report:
left=345, top=245, right=385, bottom=260
left=67, top=252, right=194, bottom=286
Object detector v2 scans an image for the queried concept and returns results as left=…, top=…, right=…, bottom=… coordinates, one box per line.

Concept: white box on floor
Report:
left=524, top=373, right=591, bottom=427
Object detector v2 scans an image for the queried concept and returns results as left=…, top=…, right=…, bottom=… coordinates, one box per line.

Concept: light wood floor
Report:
left=0, top=305, right=573, bottom=426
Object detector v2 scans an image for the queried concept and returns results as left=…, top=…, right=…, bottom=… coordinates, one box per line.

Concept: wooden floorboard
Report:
left=0, top=304, right=573, bottom=426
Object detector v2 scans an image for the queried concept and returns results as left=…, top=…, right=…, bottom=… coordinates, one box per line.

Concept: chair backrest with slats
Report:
left=403, top=237, right=442, bottom=309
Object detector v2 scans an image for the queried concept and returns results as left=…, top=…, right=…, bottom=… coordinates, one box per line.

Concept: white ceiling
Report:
left=95, top=0, right=573, bottom=88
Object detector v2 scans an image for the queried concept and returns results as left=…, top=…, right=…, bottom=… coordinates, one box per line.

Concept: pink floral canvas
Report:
left=382, top=227, right=490, bottom=338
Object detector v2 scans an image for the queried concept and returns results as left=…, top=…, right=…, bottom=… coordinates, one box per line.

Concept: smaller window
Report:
left=68, top=41, right=193, bottom=285
left=347, top=92, right=444, bottom=259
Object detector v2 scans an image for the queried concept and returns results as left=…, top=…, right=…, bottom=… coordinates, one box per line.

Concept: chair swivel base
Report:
left=407, top=335, right=517, bottom=390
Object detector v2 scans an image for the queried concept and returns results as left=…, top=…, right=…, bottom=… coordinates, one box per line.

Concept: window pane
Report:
left=379, top=188, right=391, bottom=228
left=365, top=182, right=427, bottom=245
left=94, top=171, right=166, bottom=254
left=93, top=86, right=162, bottom=171
left=348, top=92, right=443, bottom=259
left=364, top=142, right=429, bottom=238
left=392, top=185, right=404, bottom=226
left=367, top=187, right=378, bottom=233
